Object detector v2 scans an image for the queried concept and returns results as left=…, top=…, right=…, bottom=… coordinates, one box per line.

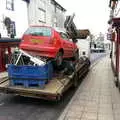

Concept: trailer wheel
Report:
left=56, top=95, right=62, bottom=102
left=73, top=73, right=78, bottom=88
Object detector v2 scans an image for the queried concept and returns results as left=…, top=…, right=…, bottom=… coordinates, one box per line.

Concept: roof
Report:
left=54, top=27, right=66, bottom=33
left=77, top=29, right=90, bottom=39
left=51, top=0, right=66, bottom=12
left=0, top=38, right=21, bottom=43
left=0, top=38, right=21, bottom=47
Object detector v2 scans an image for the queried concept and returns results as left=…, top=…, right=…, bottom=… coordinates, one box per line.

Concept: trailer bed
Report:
left=0, top=58, right=90, bottom=101
left=0, top=75, right=73, bottom=100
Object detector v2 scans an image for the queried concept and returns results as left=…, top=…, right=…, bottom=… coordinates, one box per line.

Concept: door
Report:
left=60, top=32, right=73, bottom=57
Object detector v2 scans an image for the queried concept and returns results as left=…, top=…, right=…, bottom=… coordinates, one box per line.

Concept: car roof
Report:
left=29, top=25, right=67, bottom=33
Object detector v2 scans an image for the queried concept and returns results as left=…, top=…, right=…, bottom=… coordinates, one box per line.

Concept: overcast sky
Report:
left=56, top=0, right=110, bottom=36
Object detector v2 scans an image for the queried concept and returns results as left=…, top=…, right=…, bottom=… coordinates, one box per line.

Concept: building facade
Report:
left=0, top=0, right=28, bottom=38
left=27, top=0, right=66, bottom=29
left=0, top=0, right=66, bottom=37
left=108, top=0, right=120, bottom=87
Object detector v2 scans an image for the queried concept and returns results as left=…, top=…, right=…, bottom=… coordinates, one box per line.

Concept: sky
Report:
left=56, top=0, right=110, bottom=36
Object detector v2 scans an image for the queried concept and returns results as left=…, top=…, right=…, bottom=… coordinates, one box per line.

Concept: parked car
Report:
left=20, top=26, right=79, bottom=66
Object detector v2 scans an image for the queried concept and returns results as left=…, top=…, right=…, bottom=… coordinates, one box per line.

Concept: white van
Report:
left=76, top=37, right=90, bottom=59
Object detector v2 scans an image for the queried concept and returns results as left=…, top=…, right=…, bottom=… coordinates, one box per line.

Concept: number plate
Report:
left=31, top=39, right=44, bottom=44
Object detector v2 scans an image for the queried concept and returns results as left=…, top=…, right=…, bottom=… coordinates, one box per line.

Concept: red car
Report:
left=20, top=26, right=79, bottom=66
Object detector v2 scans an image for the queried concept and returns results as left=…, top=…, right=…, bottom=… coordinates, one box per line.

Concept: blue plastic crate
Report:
left=8, top=62, right=53, bottom=80
left=8, top=62, right=53, bottom=88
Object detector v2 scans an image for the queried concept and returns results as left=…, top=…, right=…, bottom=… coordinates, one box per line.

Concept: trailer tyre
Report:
left=73, top=73, right=78, bottom=88
left=56, top=95, right=62, bottom=102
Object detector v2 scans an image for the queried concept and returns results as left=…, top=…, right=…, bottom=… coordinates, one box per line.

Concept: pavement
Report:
left=58, top=56, right=120, bottom=120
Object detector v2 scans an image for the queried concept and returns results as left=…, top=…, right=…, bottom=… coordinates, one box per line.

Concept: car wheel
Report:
left=55, top=52, right=63, bottom=66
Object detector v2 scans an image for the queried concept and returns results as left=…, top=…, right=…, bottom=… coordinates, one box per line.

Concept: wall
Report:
left=28, top=0, right=66, bottom=29
left=14, top=0, right=28, bottom=37
left=0, top=0, right=28, bottom=38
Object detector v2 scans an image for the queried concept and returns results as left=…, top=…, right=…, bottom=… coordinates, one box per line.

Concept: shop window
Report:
left=6, top=0, right=14, bottom=11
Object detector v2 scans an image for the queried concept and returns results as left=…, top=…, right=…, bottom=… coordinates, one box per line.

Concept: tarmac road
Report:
left=0, top=88, right=77, bottom=120
left=0, top=53, right=107, bottom=120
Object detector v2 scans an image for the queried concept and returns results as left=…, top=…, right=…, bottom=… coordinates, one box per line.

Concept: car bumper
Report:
left=20, top=44, right=59, bottom=58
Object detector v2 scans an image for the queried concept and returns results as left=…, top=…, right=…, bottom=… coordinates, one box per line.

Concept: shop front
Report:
left=0, top=38, right=20, bottom=72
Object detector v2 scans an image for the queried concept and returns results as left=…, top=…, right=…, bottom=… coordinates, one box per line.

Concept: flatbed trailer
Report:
left=0, top=57, right=90, bottom=101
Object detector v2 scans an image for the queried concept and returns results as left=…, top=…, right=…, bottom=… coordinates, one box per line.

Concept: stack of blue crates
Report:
left=8, top=62, right=53, bottom=88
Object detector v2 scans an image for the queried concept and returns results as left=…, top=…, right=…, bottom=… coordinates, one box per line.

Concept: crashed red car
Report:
left=20, top=26, right=79, bottom=66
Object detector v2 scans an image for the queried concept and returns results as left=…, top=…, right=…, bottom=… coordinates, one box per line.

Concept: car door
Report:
left=60, top=32, right=73, bottom=57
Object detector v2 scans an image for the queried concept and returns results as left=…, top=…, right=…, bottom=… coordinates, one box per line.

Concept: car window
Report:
left=24, top=27, right=52, bottom=37
left=60, top=32, right=69, bottom=40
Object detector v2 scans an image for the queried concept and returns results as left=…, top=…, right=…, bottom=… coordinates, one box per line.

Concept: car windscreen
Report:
left=24, top=27, right=52, bottom=37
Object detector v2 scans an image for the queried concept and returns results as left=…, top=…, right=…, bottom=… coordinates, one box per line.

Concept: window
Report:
left=56, top=5, right=62, bottom=13
left=6, top=0, right=14, bottom=11
left=22, top=0, right=30, bottom=3
left=24, top=27, right=52, bottom=37
left=53, top=17, right=57, bottom=27
left=10, top=21, right=16, bottom=36
left=38, top=8, right=46, bottom=23
left=39, top=0, right=46, bottom=9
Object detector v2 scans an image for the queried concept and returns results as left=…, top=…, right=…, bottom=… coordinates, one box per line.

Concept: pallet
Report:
left=10, top=79, right=46, bottom=88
